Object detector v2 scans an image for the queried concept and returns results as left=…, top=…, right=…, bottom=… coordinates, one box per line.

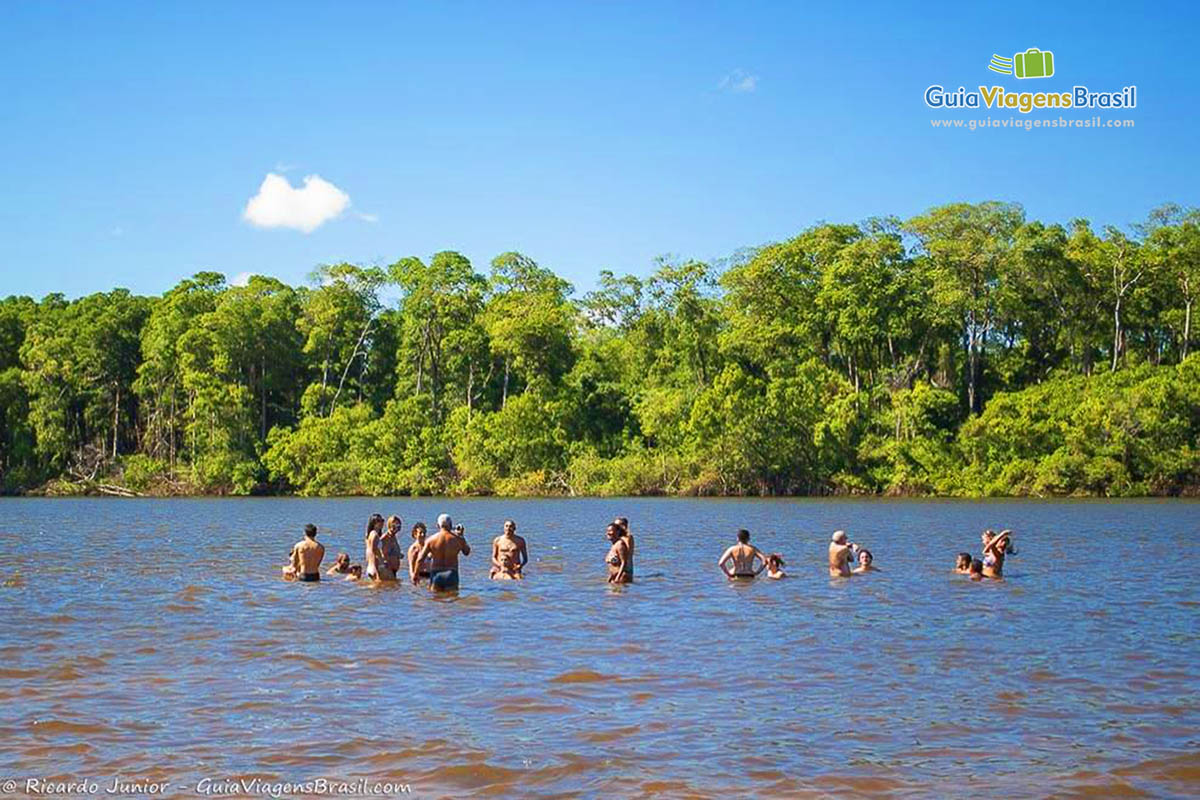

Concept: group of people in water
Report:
left=283, top=514, right=1015, bottom=590
left=953, top=529, right=1017, bottom=580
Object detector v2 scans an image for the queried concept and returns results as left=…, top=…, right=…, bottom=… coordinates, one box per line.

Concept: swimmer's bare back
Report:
left=720, top=543, right=764, bottom=578
left=413, top=529, right=470, bottom=582
left=829, top=543, right=852, bottom=578
left=291, top=536, right=325, bottom=579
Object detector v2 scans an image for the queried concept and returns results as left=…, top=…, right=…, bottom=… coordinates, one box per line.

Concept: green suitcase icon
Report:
left=1014, top=48, right=1054, bottom=79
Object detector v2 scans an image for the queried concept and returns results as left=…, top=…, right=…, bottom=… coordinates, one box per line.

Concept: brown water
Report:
left=0, top=498, right=1198, bottom=799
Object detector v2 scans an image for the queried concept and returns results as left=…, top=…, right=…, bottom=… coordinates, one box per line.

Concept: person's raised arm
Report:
left=985, top=535, right=1007, bottom=558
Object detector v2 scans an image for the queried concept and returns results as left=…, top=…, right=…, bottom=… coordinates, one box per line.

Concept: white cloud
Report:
left=718, top=69, right=758, bottom=93
left=242, top=173, right=351, bottom=233
left=231, top=272, right=253, bottom=287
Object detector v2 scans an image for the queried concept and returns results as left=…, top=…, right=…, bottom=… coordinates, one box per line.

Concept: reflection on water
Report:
left=1, top=497, right=1198, bottom=798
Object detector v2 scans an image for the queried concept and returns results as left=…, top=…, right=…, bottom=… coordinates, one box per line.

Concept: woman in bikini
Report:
left=605, top=523, right=632, bottom=584
left=364, top=513, right=388, bottom=581
left=981, top=529, right=1014, bottom=579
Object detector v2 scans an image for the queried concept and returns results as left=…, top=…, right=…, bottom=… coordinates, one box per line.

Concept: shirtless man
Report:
left=829, top=530, right=854, bottom=578
left=490, top=519, right=528, bottom=580
left=718, top=529, right=766, bottom=580
left=289, top=524, right=325, bottom=582
left=411, top=513, right=470, bottom=591
left=380, top=515, right=404, bottom=578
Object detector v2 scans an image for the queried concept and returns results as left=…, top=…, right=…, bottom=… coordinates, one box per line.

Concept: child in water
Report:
left=765, top=553, right=787, bottom=579
left=954, top=552, right=972, bottom=574
left=326, top=552, right=352, bottom=576
left=852, top=548, right=879, bottom=574
left=968, top=559, right=984, bottom=581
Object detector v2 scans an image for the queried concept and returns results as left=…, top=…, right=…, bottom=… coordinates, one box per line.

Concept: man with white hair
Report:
left=828, top=530, right=854, bottom=578
left=411, top=513, right=471, bottom=591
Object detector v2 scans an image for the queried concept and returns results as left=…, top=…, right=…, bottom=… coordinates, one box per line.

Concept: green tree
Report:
left=906, top=202, right=1024, bottom=412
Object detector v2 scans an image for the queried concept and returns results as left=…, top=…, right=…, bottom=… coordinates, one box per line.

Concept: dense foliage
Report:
left=2, top=202, right=1199, bottom=497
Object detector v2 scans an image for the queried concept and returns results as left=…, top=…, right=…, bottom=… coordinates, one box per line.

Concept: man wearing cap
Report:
left=411, top=513, right=471, bottom=591
left=828, top=530, right=853, bottom=578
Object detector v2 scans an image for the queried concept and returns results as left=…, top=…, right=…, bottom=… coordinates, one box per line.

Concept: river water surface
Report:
left=1, top=498, right=1198, bottom=799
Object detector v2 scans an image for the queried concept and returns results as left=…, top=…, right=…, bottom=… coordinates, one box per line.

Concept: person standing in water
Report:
left=981, top=529, right=1014, bottom=579
left=407, top=522, right=430, bottom=584
left=379, top=515, right=404, bottom=579
left=364, top=514, right=387, bottom=581
left=411, top=514, right=470, bottom=591
left=829, top=530, right=854, bottom=578
left=718, top=529, right=766, bottom=580
left=490, top=519, right=528, bottom=580
left=605, top=523, right=632, bottom=584
left=614, top=516, right=634, bottom=575
left=288, top=524, right=325, bottom=582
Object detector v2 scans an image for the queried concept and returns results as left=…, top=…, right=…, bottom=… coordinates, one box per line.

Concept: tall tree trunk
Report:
left=963, top=321, right=977, bottom=414
left=112, top=384, right=120, bottom=458
left=260, top=355, right=267, bottom=440
left=466, top=362, right=474, bottom=415
left=502, top=358, right=510, bottom=407
left=1111, top=297, right=1122, bottom=372
left=1184, top=298, right=1192, bottom=362
left=170, top=388, right=176, bottom=470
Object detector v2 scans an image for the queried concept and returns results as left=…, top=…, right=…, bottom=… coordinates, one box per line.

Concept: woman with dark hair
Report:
left=852, top=548, right=879, bottom=574
left=968, top=558, right=985, bottom=581
left=606, top=523, right=632, bottom=584
left=364, top=513, right=387, bottom=581
left=407, top=522, right=430, bottom=584
left=954, top=552, right=973, bottom=574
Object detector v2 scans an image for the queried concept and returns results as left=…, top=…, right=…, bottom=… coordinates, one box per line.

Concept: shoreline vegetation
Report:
left=3, top=201, right=1200, bottom=499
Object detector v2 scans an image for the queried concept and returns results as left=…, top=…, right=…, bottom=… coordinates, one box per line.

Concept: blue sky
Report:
left=1, top=1, right=1196, bottom=299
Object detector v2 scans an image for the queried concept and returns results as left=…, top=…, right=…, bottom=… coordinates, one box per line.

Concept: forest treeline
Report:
left=2, top=201, right=1199, bottom=497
